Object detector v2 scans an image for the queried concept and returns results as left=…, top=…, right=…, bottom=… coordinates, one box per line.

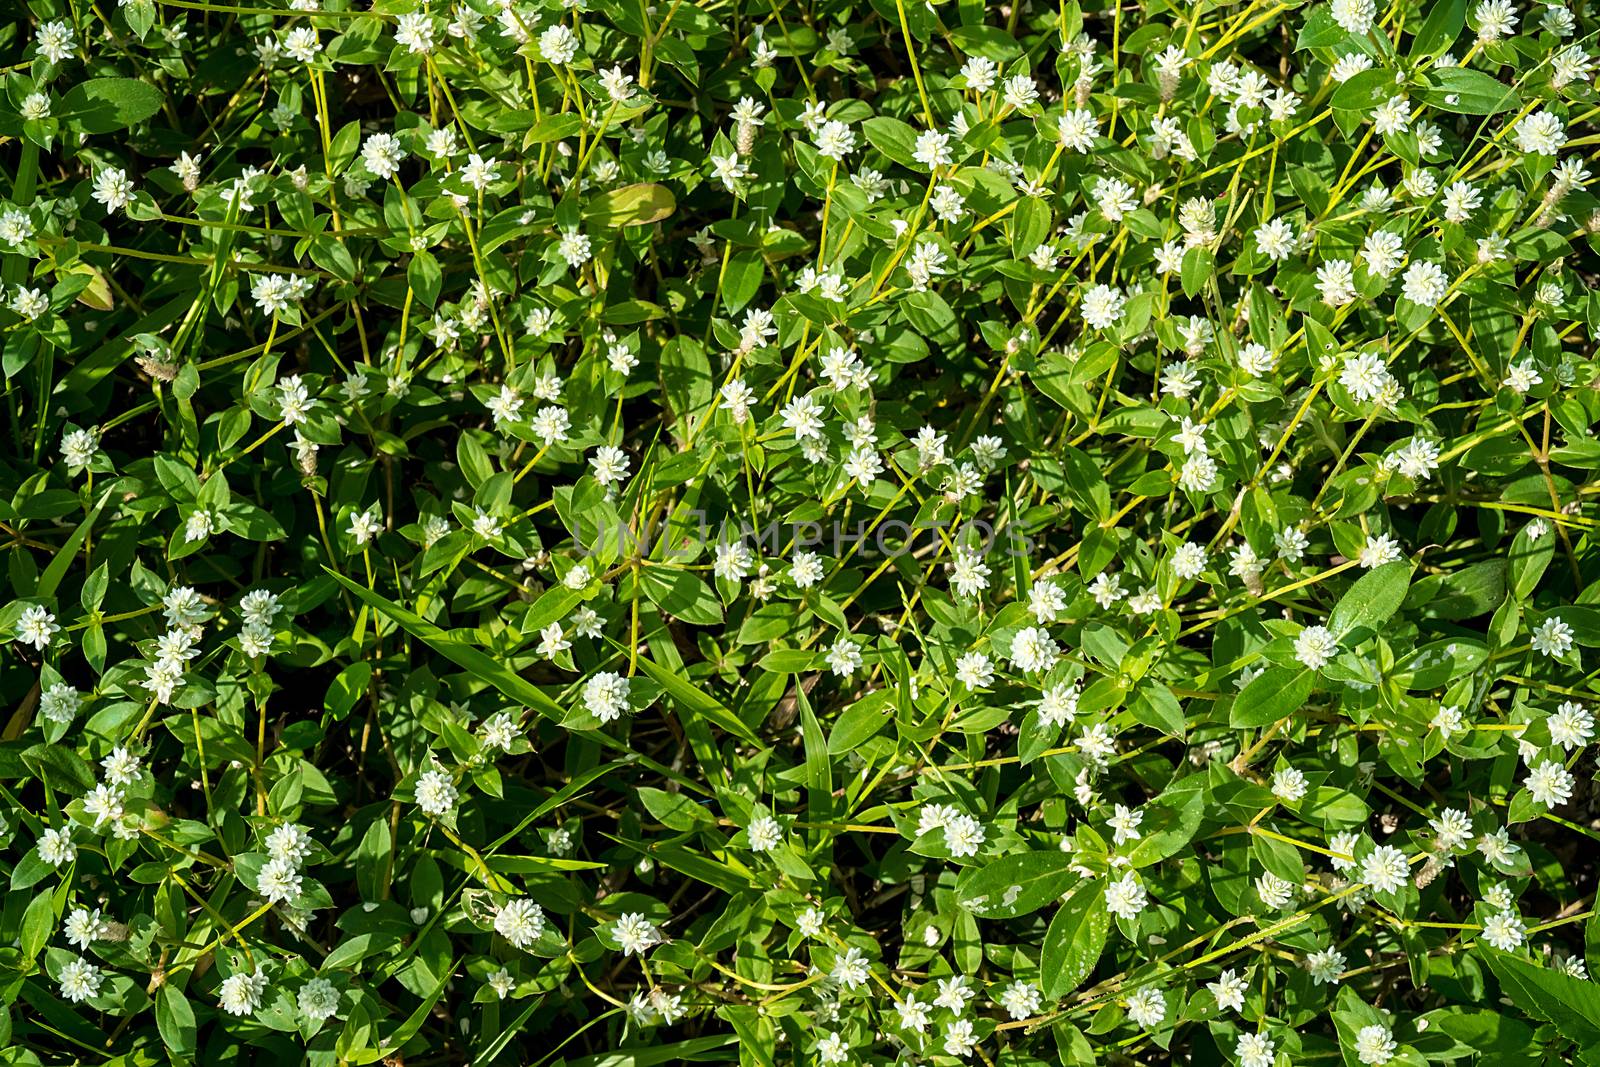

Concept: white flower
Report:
left=1363, top=229, right=1406, bottom=277
left=943, top=1017, right=978, bottom=1056
left=1009, top=626, right=1061, bottom=674
left=298, top=977, right=340, bottom=1022
left=39, top=683, right=82, bottom=725
left=19, top=92, right=50, bottom=121
left=1361, top=844, right=1411, bottom=893
left=278, top=374, right=313, bottom=425
left=59, top=957, right=103, bottom=1003
left=600, top=65, right=635, bottom=102
left=1307, top=945, right=1346, bottom=984
left=1358, top=533, right=1403, bottom=568
left=1093, top=177, right=1137, bottom=221
left=1477, top=826, right=1521, bottom=865
left=1271, top=767, right=1308, bottom=802
left=414, top=768, right=458, bottom=817
left=40, top=826, right=76, bottom=866
left=1105, top=872, right=1147, bottom=919
left=219, top=967, right=269, bottom=1017
left=538, top=24, right=579, bottom=64
left=913, top=129, right=952, bottom=169
left=1481, top=909, right=1526, bottom=951
left=1401, top=260, right=1449, bottom=306
left=361, top=132, right=406, bottom=179
left=63, top=907, right=110, bottom=950
left=582, top=671, right=632, bottom=723
left=999, top=981, right=1042, bottom=1020
left=1330, top=0, right=1377, bottom=32
left=590, top=445, right=630, bottom=486
left=1258, top=871, right=1295, bottom=909
left=9, top=285, right=45, bottom=322
left=259, top=856, right=303, bottom=904
left=1057, top=108, right=1100, bottom=151
left=790, top=908, right=825, bottom=939
left=1549, top=701, right=1594, bottom=750
left=460, top=153, right=500, bottom=191
left=1236, top=1033, right=1276, bottom=1067
left=1126, top=987, right=1166, bottom=1028
left=814, top=120, right=856, bottom=160
left=15, top=605, right=60, bottom=651
left=395, top=12, right=435, bottom=53
left=826, top=636, right=863, bottom=677
left=897, top=996, right=931, bottom=1032
left=495, top=898, right=547, bottom=948
left=1172, top=542, right=1207, bottom=579
left=950, top=547, right=991, bottom=598
left=1515, top=110, right=1567, bottom=155
left=1532, top=616, right=1573, bottom=657
left=613, top=912, right=660, bottom=955
left=955, top=651, right=994, bottom=689
left=830, top=946, right=870, bottom=988
left=1504, top=360, right=1543, bottom=394
left=1331, top=53, right=1374, bottom=83
left=1209, top=969, right=1247, bottom=1012
left=943, top=813, right=986, bottom=857
left=1255, top=218, right=1296, bottom=260
left=1373, top=96, right=1411, bottom=135
left=1430, top=808, right=1473, bottom=851
left=1107, top=803, right=1143, bottom=845
left=747, top=815, right=782, bottom=851
left=37, top=20, right=76, bottom=63
left=60, top=427, right=101, bottom=471
left=92, top=168, right=135, bottom=213
left=1354, top=1023, right=1396, bottom=1065
left=558, top=229, right=592, bottom=268
left=1081, top=284, right=1126, bottom=330
left=1295, top=625, right=1338, bottom=670
left=817, top=1032, right=849, bottom=1065
left=1525, top=760, right=1573, bottom=807
left=348, top=507, right=382, bottom=545
left=934, top=974, right=974, bottom=1011
left=1314, top=258, right=1357, bottom=307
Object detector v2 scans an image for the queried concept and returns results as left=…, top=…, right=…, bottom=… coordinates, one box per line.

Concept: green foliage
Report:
left=2, top=0, right=1600, bottom=1064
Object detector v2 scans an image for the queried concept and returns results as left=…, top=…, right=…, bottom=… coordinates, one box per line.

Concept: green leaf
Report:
left=1420, top=68, right=1520, bottom=114
left=1230, top=667, right=1315, bottom=727
left=37, top=489, right=111, bottom=599
left=156, top=986, right=197, bottom=1056
left=1296, top=4, right=1357, bottom=49
left=955, top=851, right=1081, bottom=918
left=323, top=568, right=572, bottom=730
left=1331, top=68, right=1393, bottom=114
left=1411, top=0, right=1466, bottom=58
left=1328, top=561, right=1412, bottom=640
left=862, top=115, right=922, bottom=168
left=1041, top=880, right=1108, bottom=999
left=1181, top=247, right=1214, bottom=299
left=1130, top=682, right=1185, bottom=738
left=583, top=183, right=677, bottom=229
left=1508, top=521, right=1554, bottom=601
left=58, top=78, right=165, bottom=134
left=1481, top=949, right=1600, bottom=1047
left=631, top=654, right=764, bottom=748
left=798, top=685, right=833, bottom=839
left=22, top=744, right=95, bottom=791
left=1010, top=196, right=1051, bottom=259
left=639, top=567, right=724, bottom=625
left=828, top=690, right=894, bottom=754
left=20, top=891, right=53, bottom=961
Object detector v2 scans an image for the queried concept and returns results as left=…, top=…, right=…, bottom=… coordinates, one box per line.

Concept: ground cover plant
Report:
left=4, top=0, right=1600, bottom=1062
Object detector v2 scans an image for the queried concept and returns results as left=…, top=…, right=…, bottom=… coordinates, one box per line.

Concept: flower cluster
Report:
left=3, top=0, right=1599, bottom=1062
